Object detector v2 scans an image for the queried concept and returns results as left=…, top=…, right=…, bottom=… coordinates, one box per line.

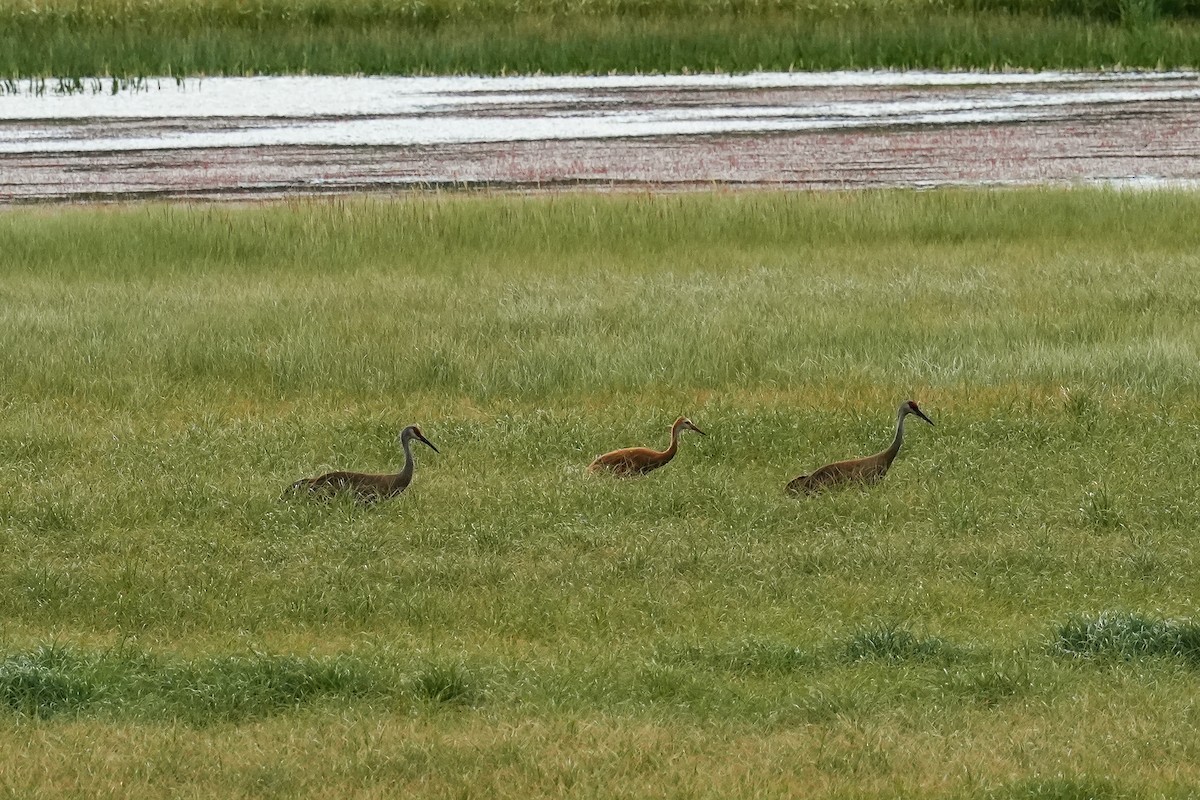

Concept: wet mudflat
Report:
left=2, top=71, right=1199, bottom=201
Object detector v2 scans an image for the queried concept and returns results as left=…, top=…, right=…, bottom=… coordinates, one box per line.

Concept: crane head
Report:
left=678, top=417, right=707, bottom=436
left=904, top=400, right=934, bottom=426
left=402, top=425, right=441, bottom=453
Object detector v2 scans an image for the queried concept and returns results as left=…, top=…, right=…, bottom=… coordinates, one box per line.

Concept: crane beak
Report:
left=692, top=425, right=707, bottom=436
left=419, top=434, right=440, bottom=453
left=914, top=409, right=934, bottom=426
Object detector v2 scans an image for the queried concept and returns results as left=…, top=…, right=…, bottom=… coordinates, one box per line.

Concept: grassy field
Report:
left=3, top=0, right=1200, bottom=79
left=2, top=189, right=1200, bottom=796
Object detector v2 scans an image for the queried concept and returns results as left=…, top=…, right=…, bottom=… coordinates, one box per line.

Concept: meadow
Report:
left=3, top=0, right=1200, bottom=80
left=1, top=189, right=1199, bottom=796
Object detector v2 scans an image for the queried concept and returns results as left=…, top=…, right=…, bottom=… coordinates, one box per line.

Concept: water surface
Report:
left=3, top=71, right=1199, bottom=200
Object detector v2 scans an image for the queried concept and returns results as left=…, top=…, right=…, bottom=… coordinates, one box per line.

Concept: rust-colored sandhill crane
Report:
left=287, top=425, right=439, bottom=503
left=785, top=400, right=933, bottom=495
left=588, top=416, right=706, bottom=476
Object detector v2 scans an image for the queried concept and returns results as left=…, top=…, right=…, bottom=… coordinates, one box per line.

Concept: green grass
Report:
left=3, top=189, right=1200, bottom=796
left=2, top=0, right=1200, bottom=79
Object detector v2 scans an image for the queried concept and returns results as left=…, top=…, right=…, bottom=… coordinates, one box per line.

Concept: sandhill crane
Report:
left=588, top=416, right=706, bottom=476
left=287, top=425, right=439, bottom=503
left=785, top=400, right=933, bottom=495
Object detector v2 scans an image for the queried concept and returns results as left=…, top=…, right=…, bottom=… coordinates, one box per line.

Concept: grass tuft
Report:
left=1053, top=611, right=1200, bottom=664
left=842, top=622, right=953, bottom=664
left=0, top=645, right=97, bottom=718
left=409, top=662, right=482, bottom=706
left=985, top=775, right=1128, bottom=800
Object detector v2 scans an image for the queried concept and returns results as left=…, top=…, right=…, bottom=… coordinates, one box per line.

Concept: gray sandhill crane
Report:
left=785, top=400, right=933, bottom=495
left=287, top=425, right=439, bottom=503
left=588, top=416, right=706, bottom=476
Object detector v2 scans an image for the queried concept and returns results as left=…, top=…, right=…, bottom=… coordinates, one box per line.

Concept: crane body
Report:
left=288, top=425, right=439, bottom=504
left=588, top=416, right=706, bottom=476
left=786, top=401, right=933, bottom=495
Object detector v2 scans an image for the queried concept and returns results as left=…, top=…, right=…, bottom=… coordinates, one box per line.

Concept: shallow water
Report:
left=3, top=71, right=1200, bottom=201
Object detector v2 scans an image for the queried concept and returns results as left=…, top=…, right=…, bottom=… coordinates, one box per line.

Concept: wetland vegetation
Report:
left=3, top=190, right=1200, bottom=796
left=2, top=0, right=1200, bottom=80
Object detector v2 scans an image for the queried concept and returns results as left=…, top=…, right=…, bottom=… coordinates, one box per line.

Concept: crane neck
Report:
left=395, top=434, right=417, bottom=488
left=662, top=423, right=683, bottom=458
left=884, top=408, right=908, bottom=465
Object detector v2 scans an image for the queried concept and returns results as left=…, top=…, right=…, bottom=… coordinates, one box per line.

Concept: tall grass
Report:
left=1, top=0, right=1199, bottom=78
left=3, top=190, right=1200, bottom=796
left=5, top=190, right=1200, bottom=403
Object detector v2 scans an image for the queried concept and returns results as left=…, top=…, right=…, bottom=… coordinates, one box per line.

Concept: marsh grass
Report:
left=3, top=190, right=1200, bottom=795
left=2, top=0, right=1200, bottom=79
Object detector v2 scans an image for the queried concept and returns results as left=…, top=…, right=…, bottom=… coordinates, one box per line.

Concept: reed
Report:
left=2, top=0, right=1199, bottom=78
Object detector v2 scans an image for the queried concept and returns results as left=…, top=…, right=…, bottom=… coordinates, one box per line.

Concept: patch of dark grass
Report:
left=0, top=645, right=392, bottom=724
left=162, top=652, right=381, bottom=724
left=408, top=662, right=482, bottom=706
left=979, top=0, right=1200, bottom=23
left=1053, top=611, right=1200, bottom=665
left=0, top=644, right=98, bottom=718
left=985, top=775, right=1129, bottom=800
left=842, top=622, right=959, bottom=665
